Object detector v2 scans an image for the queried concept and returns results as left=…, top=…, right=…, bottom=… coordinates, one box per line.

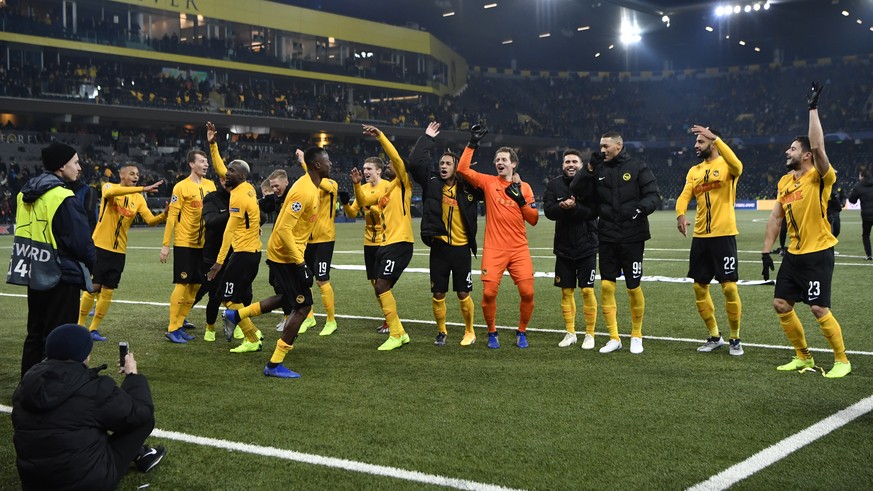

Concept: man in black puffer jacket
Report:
left=13, top=323, right=165, bottom=490
left=571, top=132, right=661, bottom=355
left=544, top=149, right=599, bottom=350
left=408, top=122, right=483, bottom=347
left=849, top=168, right=873, bottom=260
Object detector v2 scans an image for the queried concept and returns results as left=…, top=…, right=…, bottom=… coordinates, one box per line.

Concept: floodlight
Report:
left=705, top=26, right=714, bottom=32
left=733, top=5, right=741, bottom=14
left=744, top=5, right=751, bottom=13
left=753, top=3, right=761, bottom=11
left=842, top=10, right=849, bottom=17
left=763, top=2, right=770, bottom=10
left=715, top=6, right=724, bottom=16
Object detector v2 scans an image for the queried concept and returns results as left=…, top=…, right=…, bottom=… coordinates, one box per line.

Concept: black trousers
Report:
left=22, top=283, right=80, bottom=378
left=863, top=219, right=873, bottom=257
left=109, top=410, right=155, bottom=484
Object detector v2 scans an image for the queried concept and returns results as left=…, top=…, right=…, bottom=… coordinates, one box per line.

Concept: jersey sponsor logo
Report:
left=113, top=202, right=136, bottom=218
left=442, top=196, right=458, bottom=207
left=623, top=173, right=632, bottom=181
left=693, top=181, right=722, bottom=195
left=291, top=201, right=302, bottom=212
left=780, top=190, right=804, bottom=205
left=191, top=200, right=203, bottom=209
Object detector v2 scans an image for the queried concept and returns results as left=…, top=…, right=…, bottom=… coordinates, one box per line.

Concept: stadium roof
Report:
left=285, top=0, right=873, bottom=71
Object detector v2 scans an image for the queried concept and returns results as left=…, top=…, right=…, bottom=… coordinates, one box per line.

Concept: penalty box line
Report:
left=687, top=393, right=873, bottom=491
left=1, top=292, right=871, bottom=357
left=0, top=405, right=519, bottom=491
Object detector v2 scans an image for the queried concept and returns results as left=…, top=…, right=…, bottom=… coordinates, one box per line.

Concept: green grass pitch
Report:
left=1, top=210, right=872, bottom=490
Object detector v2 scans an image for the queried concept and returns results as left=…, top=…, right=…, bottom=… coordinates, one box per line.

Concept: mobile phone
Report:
left=119, top=342, right=129, bottom=368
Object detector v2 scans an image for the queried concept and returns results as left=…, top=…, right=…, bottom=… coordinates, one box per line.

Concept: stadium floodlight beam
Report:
left=619, top=22, right=642, bottom=45
left=733, top=5, right=741, bottom=14
left=715, top=6, right=724, bottom=16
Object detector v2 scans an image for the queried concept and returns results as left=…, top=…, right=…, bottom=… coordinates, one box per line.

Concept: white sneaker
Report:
left=276, top=319, right=285, bottom=331
left=630, top=336, right=644, bottom=354
left=697, top=336, right=725, bottom=352
left=729, top=338, right=744, bottom=356
left=599, top=339, right=622, bottom=353
left=581, top=334, right=595, bottom=350
left=558, top=332, right=577, bottom=347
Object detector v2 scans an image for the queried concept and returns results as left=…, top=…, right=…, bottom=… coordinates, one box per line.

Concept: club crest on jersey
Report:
left=712, top=170, right=720, bottom=178
left=467, top=194, right=474, bottom=201
left=171, top=195, right=179, bottom=203
left=623, top=173, right=631, bottom=181
left=291, top=201, right=302, bottom=212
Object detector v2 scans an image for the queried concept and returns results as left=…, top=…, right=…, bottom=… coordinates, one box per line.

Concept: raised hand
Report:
left=206, top=121, right=217, bottom=144
left=425, top=122, right=440, bottom=138
left=350, top=167, right=363, bottom=184
left=468, top=123, right=488, bottom=148
left=143, top=180, right=164, bottom=193
left=362, top=125, right=381, bottom=137
left=691, top=125, right=717, bottom=141
left=807, top=82, right=824, bottom=110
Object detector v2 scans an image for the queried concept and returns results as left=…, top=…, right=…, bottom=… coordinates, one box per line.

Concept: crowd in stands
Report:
left=0, top=3, right=434, bottom=87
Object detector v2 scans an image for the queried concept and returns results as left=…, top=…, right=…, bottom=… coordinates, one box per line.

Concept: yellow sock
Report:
left=319, top=282, right=335, bottom=322
left=89, top=287, right=114, bottom=331
left=306, top=309, right=315, bottom=320
left=270, top=338, right=293, bottom=364
left=168, top=284, right=187, bottom=331
left=601, top=280, right=619, bottom=341
left=721, top=282, right=742, bottom=339
left=693, top=283, right=719, bottom=337
left=778, top=310, right=810, bottom=359
left=432, top=297, right=447, bottom=334
left=628, top=286, right=645, bottom=338
left=581, top=287, right=597, bottom=336
left=239, top=302, right=263, bottom=319
left=377, top=290, right=404, bottom=337
left=817, top=311, right=848, bottom=364
left=561, top=288, right=576, bottom=333
left=206, top=323, right=215, bottom=332
left=459, top=295, right=475, bottom=333
left=79, top=291, right=97, bottom=325
left=180, top=284, right=199, bottom=324
left=226, top=302, right=260, bottom=342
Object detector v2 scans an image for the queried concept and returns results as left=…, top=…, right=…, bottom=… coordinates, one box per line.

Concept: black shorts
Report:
left=267, top=260, right=313, bottom=312
left=429, top=240, right=472, bottom=293
left=554, top=254, right=597, bottom=289
left=375, top=242, right=414, bottom=283
left=364, top=245, right=380, bottom=280
left=687, top=236, right=739, bottom=284
left=219, top=251, right=261, bottom=303
left=92, top=248, right=126, bottom=289
left=774, top=248, right=834, bottom=307
left=173, top=246, right=204, bottom=285
left=599, top=241, right=645, bottom=289
left=305, top=241, right=335, bottom=282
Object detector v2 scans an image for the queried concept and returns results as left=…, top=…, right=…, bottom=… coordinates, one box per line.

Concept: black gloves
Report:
left=505, top=182, right=526, bottom=207
left=468, top=123, right=489, bottom=148
left=589, top=151, right=605, bottom=169
left=338, top=191, right=350, bottom=205
left=761, top=253, right=775, bottom=280
left=294, top=262, right=313, bottom=287
left=807, top=82, right=823, bottom=110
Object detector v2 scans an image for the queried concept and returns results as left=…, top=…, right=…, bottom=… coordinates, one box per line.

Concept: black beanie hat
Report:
left=45, top=324, right=93, bottom=363
left=41, top=141, right=77, bottom=172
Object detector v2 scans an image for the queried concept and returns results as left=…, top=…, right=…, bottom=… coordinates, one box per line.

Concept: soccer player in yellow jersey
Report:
left=223, top=147, right=332, bottom=379
left=351, top=125, right=415, bottom=350
left=676, top=125, right=744, bottom=356
left=408, top=122, right=481, bottom=346
left=160, top=126, right=226, bottom=343
left=294, top=150, right=341, bottom=337
left=342, top=155, right=390, bottom=334
left=761, top=82, right=850, bottom=379
left=205, top=159, right=264, bottom=352
left=78, top=164, right=166, bottom=341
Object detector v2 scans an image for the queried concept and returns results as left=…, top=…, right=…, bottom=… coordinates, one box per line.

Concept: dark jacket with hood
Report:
left=12, top=360, right=154, bottom=491
left=408, top=134, right=482, bottom=256
left=544, top=173, right=599, bottom=259
left=202, top=182, right=231, bottom=264
left=849, top=179, right=873, bottom=221
left=570, top=148, right=661, bottom=243
left=20, top=172, right=96, bottom=287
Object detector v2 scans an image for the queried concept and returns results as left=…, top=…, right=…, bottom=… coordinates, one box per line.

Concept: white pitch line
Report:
left=1, top=292, right=871, bottom=356
left=687, top=394, right=873, bottom=491
left=0, top=405, right=519, bottom=491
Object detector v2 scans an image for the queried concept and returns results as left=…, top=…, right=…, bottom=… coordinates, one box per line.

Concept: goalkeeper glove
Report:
left=761, top=253, right=775, bottom=280
left=505, top=182, right=527, bottom=207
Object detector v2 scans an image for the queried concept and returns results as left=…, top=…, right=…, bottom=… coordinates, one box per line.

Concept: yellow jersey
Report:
left=778, top=165, right=838, bottom=255
left=676, top=138, right=743, bottom=237
left=433, top=182, right=469, bottom=246
left=354, top=133, right=414, bottom=246
left=268, top=173, right=320, bottom=264
left=93, top=183, right=165, bottom=253
left=161, top=177, right=216, bottom=248
left=345, top=180, right=389, bottom=246
left=310, top=178, right=338, bottom=244
left=217, top=181, right=261, bottom=263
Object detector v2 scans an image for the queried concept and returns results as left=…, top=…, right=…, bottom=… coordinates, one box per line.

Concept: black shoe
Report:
left=866, top=256, right=872, bottom=261
left=135, top=445, right=166, bottom=473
